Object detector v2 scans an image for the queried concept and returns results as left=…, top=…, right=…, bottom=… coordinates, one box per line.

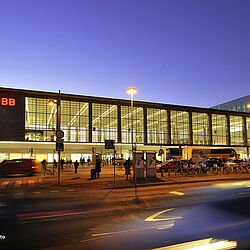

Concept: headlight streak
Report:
left=151, top=238, right=237, bottom=250
left=145, top=208, right=183, bottom=222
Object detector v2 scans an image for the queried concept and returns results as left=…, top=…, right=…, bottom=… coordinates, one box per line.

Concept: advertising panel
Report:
left=146, top=151, right=156, bottom=178
left=133, top=151, right=144, bottom=179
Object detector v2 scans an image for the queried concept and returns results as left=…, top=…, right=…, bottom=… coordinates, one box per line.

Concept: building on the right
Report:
left=211, top=95, right=250, bottom=113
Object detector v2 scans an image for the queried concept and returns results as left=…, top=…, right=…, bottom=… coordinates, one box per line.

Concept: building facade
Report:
left=211, top=95, right=250, bottom=113
left=0, top=87, right=250, bottom=161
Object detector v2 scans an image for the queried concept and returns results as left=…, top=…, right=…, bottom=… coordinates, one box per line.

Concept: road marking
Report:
left=28, top=180, right=35, bottom=186
left=15, top=181, right=22, bottom=187
left=0, top=181, right=9, bottom=187
left=169, top=191, right=185, bottom=196
left=49, top=190, right=59, bottom=193
left=66, top=189, right=75, bottom=192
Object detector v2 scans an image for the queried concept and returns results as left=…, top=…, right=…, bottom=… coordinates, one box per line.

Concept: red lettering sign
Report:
left=0, top=97, right=16, bottom=106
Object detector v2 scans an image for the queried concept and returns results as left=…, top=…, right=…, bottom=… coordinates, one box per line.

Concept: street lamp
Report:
left=247, top=104, right=250, bottom=109
left=127, top=87, right=138, bottom=200
left=48, top=90, right=62, bottom=184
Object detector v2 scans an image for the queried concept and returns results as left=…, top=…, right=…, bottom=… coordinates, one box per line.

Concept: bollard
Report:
left=168, top=169, right=170, bottom=176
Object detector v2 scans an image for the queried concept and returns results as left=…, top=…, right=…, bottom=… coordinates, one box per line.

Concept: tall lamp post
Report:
left=127, top=87, right=138, bottom=199
left=247, top=104, right=250, bottom=158
left=48, top=90, right=62, bottom=184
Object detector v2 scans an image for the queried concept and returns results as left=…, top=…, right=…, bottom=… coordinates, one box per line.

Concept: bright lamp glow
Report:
left=48, top=100, right=56, bottom=106
left=247, top=104, right=250, bottom=109
left=127, top=88, right=137, bottom=95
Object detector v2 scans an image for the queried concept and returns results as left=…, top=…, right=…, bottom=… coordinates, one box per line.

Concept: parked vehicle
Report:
left=0, top=159, right=40, bottom=176
left=156, top=161, right=178, bottom=173
left=113, top=158, right=126, bottom=166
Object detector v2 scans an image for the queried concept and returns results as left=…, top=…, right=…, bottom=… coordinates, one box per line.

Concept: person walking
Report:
left=124, top=157, right=131, bottom=180
left=41, top=159, right=47, bottom=176
left=74, top=160, right=79, bottom=174
left=53, top=159, right=57, bottom=176
left=95, top=157, right=101, bottom=178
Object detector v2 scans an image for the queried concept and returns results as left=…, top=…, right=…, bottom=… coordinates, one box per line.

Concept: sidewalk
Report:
left=39, top=165, right=250, bottom=189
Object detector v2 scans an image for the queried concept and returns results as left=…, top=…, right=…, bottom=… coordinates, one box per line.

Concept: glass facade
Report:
left=92, top=103, right=117, bottom=142
left=24, top=95, right=249, bottom=147
left=192, top=112, right=210, bottom=145
left=121, top=106, right=144, bottom=144
left=147, top=108, right=168, bottom=144
left=61, top=100, right=89, bottom=142
left=170, top=110, right=189, bottom=144
left=212, top=114, right=228, bottom=145
left=247, top=117, right=250, bottom=146
left=230, top=116, right=244, bottom=146
left=25, top=97, right=89, bottom=142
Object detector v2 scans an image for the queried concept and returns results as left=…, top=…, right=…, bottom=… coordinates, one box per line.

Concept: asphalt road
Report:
left=1, top=174, right=250, bottom=249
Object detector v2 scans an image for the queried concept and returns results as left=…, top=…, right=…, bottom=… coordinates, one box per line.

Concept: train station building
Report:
left=0, top=87, right=249, bottom=162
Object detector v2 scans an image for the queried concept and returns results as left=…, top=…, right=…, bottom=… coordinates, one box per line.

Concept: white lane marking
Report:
left=0, top=181, right=9, bottom=187
left=169, top=191, right=185, bottom=196
left=15, top=181, right=22, bottom=187
left=66, top=189, right=75, bottom=192
left=28, top=180, right=35, bottom=186
left=49, top=190, right=59, bottom=193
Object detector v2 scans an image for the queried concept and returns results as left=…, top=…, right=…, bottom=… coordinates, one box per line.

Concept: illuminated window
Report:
left=121, top=106, right=144, bottom=144
left=212, top=114, right=227, bottom=145
left=25, top=97, right=89, bottom=142
left=170, top=110, right=189, bottom=144
left=230, top=116, right=243, bottom=146
left=247, top=117, right=250, bottom=146
left=192, top=112, right=210, bottom=145
left=147, top=108, right=168, bottom=144
left=92, top=103, right=117, bottom=142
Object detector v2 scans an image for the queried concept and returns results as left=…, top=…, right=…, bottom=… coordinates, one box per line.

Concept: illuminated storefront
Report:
left=0, top=87, right=249, bottom=160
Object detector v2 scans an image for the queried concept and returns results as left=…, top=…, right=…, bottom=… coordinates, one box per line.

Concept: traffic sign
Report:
left=56, top=142, right=64, bottom=151
left=56, top=130, right=64, bottom=139
left=105, top=139, right=115, bottom=149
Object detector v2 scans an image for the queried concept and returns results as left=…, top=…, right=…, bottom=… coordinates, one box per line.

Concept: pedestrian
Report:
left=52, top=159, right=57, bottom=176
left=124, top=157, right=131, bottom=180
left=87, top=158, right=90, bottom=166
left=69, top=159, right=72, bottom=168
left=83, top=157, right=85, bottom=165
left=74, top=160, right=79, bottom=174
left=41, top=159, right=47, bottom=176
left=95, top=156, right=101, bottom=178
left=60, top=158, right=65, bottom=170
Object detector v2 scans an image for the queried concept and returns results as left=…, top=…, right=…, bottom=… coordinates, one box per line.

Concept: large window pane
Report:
left=247, top=117, right=250, bottom=146
left=92, top=103, right=117, bottom=142
left=170, top=110, right=189, bottom=144
left=121, top=106, right=144, bottom=144
left=212, top=114, right=227, bottom=145
left=25, top=97, right=89, bottom=142
left=147, top=108, right=168, bottom=144
left=230, top=116, right=244, bottom=146
left=192, top=112, right=210, bottom=145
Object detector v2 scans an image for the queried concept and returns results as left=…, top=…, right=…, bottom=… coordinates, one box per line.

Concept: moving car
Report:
left=0, top=159, right=40, bottom=176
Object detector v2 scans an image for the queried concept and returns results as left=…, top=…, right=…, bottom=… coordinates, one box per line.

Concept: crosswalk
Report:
left=0, top=179, right=41, bottom=189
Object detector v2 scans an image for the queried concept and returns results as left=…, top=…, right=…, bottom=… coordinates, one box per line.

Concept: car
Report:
left=156, top=161, right=179, bottom=173
left=0, top=159, right=40, bottom=176
left=199, top=158, right=223, bottom=168
left=113, top=158, right=126, bottom=166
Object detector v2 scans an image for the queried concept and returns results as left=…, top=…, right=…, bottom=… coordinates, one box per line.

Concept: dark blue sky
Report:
left=0, top=0, right=249, bottom=107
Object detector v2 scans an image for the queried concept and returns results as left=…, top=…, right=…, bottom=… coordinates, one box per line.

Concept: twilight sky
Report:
left=0, top=0, right=249, bottom=108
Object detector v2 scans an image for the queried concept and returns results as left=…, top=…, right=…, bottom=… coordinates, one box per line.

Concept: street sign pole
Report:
left=57, top=90, right=61, bottom=184
left=113, top=149, right=115, bottom=187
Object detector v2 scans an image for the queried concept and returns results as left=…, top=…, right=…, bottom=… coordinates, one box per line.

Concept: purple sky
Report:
left=0, top=0, right=249, bottom=108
